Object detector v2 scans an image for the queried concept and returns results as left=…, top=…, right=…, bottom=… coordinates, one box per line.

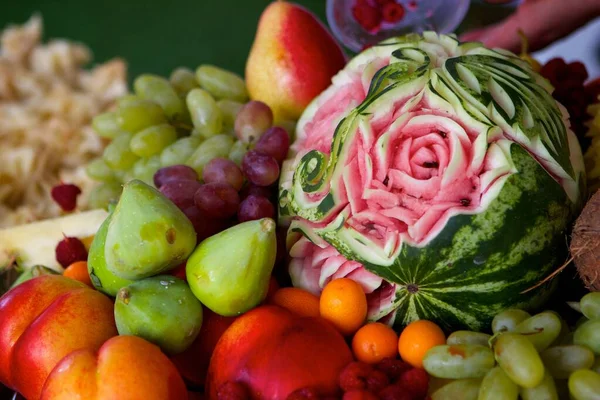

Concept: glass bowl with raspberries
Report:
left=326, top=0, right=470, bottom=52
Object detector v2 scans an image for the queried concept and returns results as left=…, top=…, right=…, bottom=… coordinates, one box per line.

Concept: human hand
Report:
left=460, top=0, right=600, bottom=53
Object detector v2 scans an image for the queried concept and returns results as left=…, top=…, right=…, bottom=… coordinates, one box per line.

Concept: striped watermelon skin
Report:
left=360, top=145, right=571, bottom=331
left=279, top=32, right=585, bottom=332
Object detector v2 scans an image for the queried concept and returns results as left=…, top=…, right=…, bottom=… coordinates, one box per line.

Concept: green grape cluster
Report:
left=424, top=292, right=600, bottom=400
left=85, top=64, right=281, bottom=210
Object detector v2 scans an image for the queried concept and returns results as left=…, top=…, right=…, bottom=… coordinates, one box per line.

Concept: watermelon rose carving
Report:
left=279, top=32, right=585, bottom=330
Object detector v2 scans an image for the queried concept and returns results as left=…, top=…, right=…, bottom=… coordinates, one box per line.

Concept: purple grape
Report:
left=194, top=182, right=240, bottom=218
left=202, top=157, right=244, bottom=191
left=159, top=179, right=202, bottom=211
left=154, top=165, right=198, bottom=188
left=254, top=127, right=290, bottom=164
left=237, top=195, right=275, bottom=222
left=234, top=101, right=273, bottom=143
left=241, top=150, right=280, bottom=187
left=182, top=206, right=230, bottom=242
left=239, top=184, right=273, bottom=200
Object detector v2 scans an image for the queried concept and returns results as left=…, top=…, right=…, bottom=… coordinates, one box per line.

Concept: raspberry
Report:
left=378, top=384, right=414, bottom=400
left=286, top=387, right=321, bottom=400
left=382, top=2, right=405, bottom=23
left=339, top=361, right=375, bottom=391
left=352, top=4, right=382, bottom=31
left=216, top=381, right=250, bottom=400
left=366, top=370, right=390, bottom=392
left=398, top=369, right=429, bottom=399
left=343, top=390, right=380, bottom=400
left=375, top=358, right=412, bottom=382
left=55, top=236, right=88, bottom=268
left=51, top=183, right=82, bottom=212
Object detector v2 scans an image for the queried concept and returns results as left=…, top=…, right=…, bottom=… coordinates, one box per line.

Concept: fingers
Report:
left=459, top=0, right=600, bottom=53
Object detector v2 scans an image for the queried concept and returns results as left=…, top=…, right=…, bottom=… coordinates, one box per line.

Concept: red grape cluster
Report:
left=153, top=126, right=289, bottom=243
left=539, top=58, right=594, bottom=149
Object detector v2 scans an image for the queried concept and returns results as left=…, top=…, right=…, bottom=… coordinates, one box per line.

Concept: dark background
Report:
left=0, top=0, right=517, bottom=83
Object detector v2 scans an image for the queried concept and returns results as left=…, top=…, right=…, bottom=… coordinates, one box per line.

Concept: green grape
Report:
left=217, top=99, right=244, bottom=134
left=519, top=370, right=559, bottom=400
left=492, top=309, right=531, bottom=334
left=431, top=378, right=481, bottom=400
left=574, top=318, right=600, bottom=355
left=186, top=134, right=234, bottom=176
left=195, top=64, right=248, bottom=102
left=493, top=333, right=545, bottom=388
left=103, top=133, right=139, bottom=170
left=86, top=158, right=118, bottom=182
left=116, top=100, right=166, bottom=133
left=552, top=315, right=572, bottom=347
left=160, top=136, right=202, bottom=167
left=228, top=139, right=250, bottom=166
left=134, top=74, right=187, bottom=123
left=91, top=112, right=122, bottom=139
left=515, top=311, right=562, bottom=351
left=88, top=182, right=122, bottom=210
left=117, top=94, right=142, bottom=107
left=132, top=156, right=162, bottom=186
left=422, top=344, right=495, bottom=379
left=592, top=357, right=600, bottom=374
left=569, top=369, right=600, bottom=400
left=170, top=67, right=200, bottom=96
left=541, top=345, right=595, bottom=379
left=130, top=124, right=178, bottom=158
left=581, top=292, right=600, bottom=320
left=447, top=331, right=491, bottom=347
left=478, top=366, right=519, bottom=400
left=186, top=88, right=223, bottom=138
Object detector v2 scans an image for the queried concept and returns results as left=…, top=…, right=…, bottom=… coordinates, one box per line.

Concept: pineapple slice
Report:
left=0, top=209, right=108, bottom=272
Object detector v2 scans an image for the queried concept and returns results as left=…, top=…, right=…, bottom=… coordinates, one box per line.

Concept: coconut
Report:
left=571, top=189, right=600, bottom=291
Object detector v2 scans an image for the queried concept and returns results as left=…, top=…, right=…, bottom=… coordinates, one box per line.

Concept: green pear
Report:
left=88, top=211, right=136, bottom=296
left=105, top=180, right=197, bottom=280
left=114, top=275, right=203, bottom=355
left=186, top=218, right=276, bottom=316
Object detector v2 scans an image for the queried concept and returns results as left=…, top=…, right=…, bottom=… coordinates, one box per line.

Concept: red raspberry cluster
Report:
left=352, top=0, right=406, bottom=33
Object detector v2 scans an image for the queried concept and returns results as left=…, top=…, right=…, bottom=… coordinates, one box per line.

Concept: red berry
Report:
left=216, top=381, right=250, bottom=400
left=343, top=390, right=380, bottom=400
left=382, top=2, right=405, bottom=23
left=378, top=384, right=414, bottom=400
left=340, top=362, right=375, bottom=391
left=367, top=370, right=390, bottom=392
left=397, top=368, right=429, bottom=399
left=352, top=4, right=382, bottom=31
left=286, top=387, right=320, bottom=400
left=55, top=236, right=88, bottom=268
left=568, top=61, right=589, bottom=83
left=376, top=358, right=412, bottom=382
left=51, top=183, right=82, bottom=212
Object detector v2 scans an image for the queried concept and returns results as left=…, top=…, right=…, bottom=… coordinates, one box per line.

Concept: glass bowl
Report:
left=326, top=0, right=471, bottom=52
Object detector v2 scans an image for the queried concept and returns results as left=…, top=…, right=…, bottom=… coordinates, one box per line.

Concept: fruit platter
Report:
left=1, top=1, right=600, bottom=399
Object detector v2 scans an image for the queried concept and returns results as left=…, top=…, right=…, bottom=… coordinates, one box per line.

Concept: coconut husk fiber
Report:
left=571, top=189, right=600, bottom=291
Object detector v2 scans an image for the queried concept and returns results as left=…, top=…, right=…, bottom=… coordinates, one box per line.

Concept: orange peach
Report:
left=245, top=1, right=347, bottom=122
left=40, top=335, right=187, bottom=400
left=0, top=275, right=117, bottom=400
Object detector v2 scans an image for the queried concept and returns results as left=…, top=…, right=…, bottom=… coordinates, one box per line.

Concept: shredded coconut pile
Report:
left=0, top=15, right=128, bottom=227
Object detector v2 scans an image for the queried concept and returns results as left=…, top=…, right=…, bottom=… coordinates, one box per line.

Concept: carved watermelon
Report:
left=278, top=32, right=585, bottom=331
